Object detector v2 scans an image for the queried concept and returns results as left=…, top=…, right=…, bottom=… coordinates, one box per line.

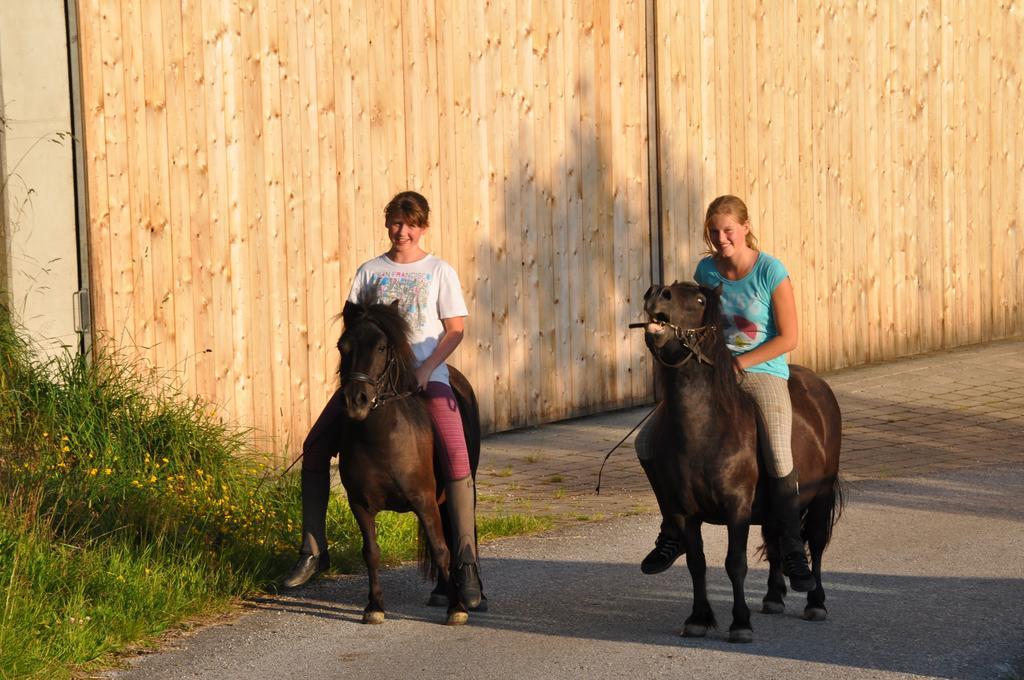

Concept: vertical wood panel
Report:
left=278, top=0, right=311, bottom=441
left=255, top=0, right=292, bottom=445
left=79, top=0, right=114, bottom=347
left=239, top=0, right=273, bottom=443
left=162, top=0, right=197, bottom=391
left=181, top=0, right=215, bottom=400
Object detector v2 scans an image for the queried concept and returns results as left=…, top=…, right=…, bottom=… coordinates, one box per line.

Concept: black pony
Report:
left=336, top=298, right=481, bottom=625
left=640, top=281, right=843, bottom=642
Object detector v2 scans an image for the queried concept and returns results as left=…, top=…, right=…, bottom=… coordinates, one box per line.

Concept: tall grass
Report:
left=0, top=307, right=549, bottom=678
left=0, top=307, right=300, bottom=677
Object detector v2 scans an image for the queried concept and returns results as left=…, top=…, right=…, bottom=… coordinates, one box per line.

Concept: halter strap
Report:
left=654, top=322, right=718, bottom=368
left=340, top=327, right=416, bottom=410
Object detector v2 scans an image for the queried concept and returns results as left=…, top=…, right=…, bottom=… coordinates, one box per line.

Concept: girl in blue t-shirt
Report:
left=638, top=194, right=814, bottom=592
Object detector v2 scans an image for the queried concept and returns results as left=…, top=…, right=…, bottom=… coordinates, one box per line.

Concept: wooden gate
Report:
left=75, top=0, right=1024, bottom=458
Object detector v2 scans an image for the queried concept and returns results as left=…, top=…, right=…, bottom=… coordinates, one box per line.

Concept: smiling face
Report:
left=383, top=191, right=431, bottom=261
left=706, top=212, right=751, bottom=260
left=701, top=195, right=758, bottom=258
left=386, top=219, right=427, bottom=257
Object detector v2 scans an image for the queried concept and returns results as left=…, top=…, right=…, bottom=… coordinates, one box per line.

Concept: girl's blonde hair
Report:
left=702, top=195, right=759, bottom=256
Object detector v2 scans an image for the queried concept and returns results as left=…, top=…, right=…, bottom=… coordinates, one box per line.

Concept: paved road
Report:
left=103, top=340, right=1024, bottom=679
left=108, top=464, right=1023, bottom=680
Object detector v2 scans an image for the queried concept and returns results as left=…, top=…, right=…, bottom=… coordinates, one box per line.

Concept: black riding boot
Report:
left=639, top=458, right=685, bottom=575
left=282, top=469, right=331, bottom=588
left=446, top=476, right=483, bottom=609
left=769, top=469, right=815, bottom=592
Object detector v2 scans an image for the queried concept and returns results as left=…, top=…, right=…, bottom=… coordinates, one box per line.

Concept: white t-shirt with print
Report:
left=347, top=254, right=469, bottom=385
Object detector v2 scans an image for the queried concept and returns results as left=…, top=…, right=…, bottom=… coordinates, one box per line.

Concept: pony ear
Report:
left=390, top=299, right=401, bottom=308
left=713, top=283, right=723, bottom=297
left=342, top=300, right=360, bottom=325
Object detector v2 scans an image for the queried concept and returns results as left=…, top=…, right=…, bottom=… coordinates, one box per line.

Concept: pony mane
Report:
left=696, top=282, right=755, bottom=420
left=341, top=293, right=418, bottom=391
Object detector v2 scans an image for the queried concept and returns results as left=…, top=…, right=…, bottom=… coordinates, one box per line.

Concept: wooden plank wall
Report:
left=654, top=0, right=1024, bottom=371
left=77, top=0, right=1024, bottom=457
left=76, top=0, right=654, bottom=457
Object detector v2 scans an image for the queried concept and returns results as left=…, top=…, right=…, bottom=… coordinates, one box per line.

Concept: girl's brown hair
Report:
left=702, top=195, right=759, bottom=255
left=384, top=191, right=430, bottom=228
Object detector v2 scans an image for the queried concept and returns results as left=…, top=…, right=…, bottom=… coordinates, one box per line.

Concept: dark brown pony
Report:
left=336, top=298, right=481, bottom=626
left=641, top=281, right=843, bottom=642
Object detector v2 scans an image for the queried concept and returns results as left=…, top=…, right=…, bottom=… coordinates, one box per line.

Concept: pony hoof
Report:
left=362, top=611, right=385, bottom=625
left=446, top=611, right=469, bottom=626
left=729, top=629, right=753, bottom=644
left=681, top=624, right=707, bottom=638
left=762, top=600, right=785, bottom=615
left=803, top=607, right=827, bottom=622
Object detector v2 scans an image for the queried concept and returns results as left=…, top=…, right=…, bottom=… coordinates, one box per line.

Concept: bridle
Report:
left=340, top=323, right=417, bottom=410
left=632, top=320, right=718, bottom=368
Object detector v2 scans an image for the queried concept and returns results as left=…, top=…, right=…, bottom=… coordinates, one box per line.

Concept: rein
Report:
left=594, top=404, right=657, bottom=495
left=593, top=318, right=716, bottom=493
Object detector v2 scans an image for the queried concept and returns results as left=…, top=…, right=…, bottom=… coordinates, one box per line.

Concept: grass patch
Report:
left=477, top=513, right=553, bottom=540
left=543, top=473, right=565, bottom=484
left=0, top=306, right=545, bottom=678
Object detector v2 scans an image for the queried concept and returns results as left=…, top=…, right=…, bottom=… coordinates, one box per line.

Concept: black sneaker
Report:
left=640, top=533, right=684, bottom=574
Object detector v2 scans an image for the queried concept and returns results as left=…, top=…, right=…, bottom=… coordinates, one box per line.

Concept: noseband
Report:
left=652, top=321, right=718, bottom=368
left=341, top=325, right=416, bottom=410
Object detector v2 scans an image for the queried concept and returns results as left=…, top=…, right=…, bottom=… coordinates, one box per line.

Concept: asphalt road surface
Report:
left=106, top=465, right=1024, bottom=680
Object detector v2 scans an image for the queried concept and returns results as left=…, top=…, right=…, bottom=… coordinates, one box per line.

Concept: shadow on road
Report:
left=241, top=466, right=1024, bottom=680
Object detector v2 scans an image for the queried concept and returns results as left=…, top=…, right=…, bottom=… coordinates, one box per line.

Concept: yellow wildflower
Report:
left=148, top=474, right=157, bottom=484
left=88, top=468, right=98, bottom=476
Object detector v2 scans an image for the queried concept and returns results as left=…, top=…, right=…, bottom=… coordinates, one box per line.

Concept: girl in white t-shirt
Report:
left=283, top=192, right=482, bottom=608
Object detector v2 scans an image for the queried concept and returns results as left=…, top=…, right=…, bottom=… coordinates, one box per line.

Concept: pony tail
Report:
left=417, top=523, right=440, bottom=581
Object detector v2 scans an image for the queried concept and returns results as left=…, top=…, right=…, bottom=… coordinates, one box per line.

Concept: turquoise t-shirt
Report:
left=693, top=252, right=790, bottom=380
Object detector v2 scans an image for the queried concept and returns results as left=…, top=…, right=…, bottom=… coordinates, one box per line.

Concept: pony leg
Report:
left=351, top=504, right=385, bottom=624
left=681, top=519, right=717, bottom=637
left=426, top=497, right=454, bottom=607
left=802, top=493, right=833, bottom=621
left=761, top=523, right=788, bottom=614
left=410, top=495, right=465, bottom=625
left=725, top=522, right=753, bottom=643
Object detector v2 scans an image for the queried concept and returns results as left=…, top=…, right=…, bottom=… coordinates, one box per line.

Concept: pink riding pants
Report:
left=424, top=381, right=471, bottom=481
